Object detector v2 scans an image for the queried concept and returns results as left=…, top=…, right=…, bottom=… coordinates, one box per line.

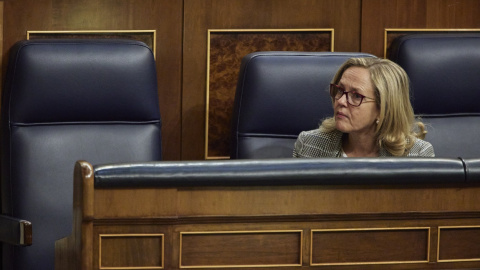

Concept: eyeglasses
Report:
left=329, top=84, right=376, bottom=107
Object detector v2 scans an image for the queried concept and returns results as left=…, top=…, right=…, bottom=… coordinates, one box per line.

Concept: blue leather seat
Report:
left=389, top=33, right=480, bottom=158
left=0, top=39, right=162, bottom=270
left=230, top=51, right=375, bottom=159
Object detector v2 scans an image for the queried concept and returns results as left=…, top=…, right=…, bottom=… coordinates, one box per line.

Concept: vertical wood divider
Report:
left=55, top=161, right=95, bottom=270
left=78, top=161, right=94, bottom=270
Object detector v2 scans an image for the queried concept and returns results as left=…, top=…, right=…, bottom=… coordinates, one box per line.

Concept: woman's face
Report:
left=334, top=66, right=380, bottom=137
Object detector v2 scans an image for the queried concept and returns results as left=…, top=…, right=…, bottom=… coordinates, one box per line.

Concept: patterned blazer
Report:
left=293, top=129, right=435, bottom=158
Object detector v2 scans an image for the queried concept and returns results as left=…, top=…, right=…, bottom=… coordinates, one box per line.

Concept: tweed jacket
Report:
left=293, top=129, right=435, bottom=158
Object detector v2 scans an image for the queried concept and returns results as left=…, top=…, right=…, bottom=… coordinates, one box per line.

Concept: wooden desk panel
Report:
left=311, top=228, right=430, bottom=265
left=55, top=161, right=480, bottom=270
left=176, top=185, right=480, bottom=216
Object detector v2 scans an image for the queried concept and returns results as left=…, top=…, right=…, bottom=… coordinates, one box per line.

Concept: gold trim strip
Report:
left=208, top=28, right=334, bottom=33
left=179, top=230, right=303, bottom=268
left=26, top=30, right=157, bottom=59
left=205, top=28, right=334, bottom=159
left=99, top=233, right=164, bottom=270
left=310, top=227, right=430, bottom=266
left=384, top=28, right=480, bottom=58
left=437, top=225, right=480, bottom=263
left=26, top=29, right=156, bottom=36
left=205, top=29, right=212, bottom=159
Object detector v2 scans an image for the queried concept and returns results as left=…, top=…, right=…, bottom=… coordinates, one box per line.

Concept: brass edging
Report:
left=384, top=28, right=480, bottom=58
left=99, top=233, right=164, bottom=270
left=26, top=30, right=157, bottom=59
left=437, top=225, right=480, bottom=263
left=310, top=227, right=430, bottom=266
left=205, top=28, right=334, bottom=160
left=179, top=229, right=303, bottom=268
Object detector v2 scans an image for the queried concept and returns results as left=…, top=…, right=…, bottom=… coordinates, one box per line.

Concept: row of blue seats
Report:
left=231, top=33, right=480, bottom=160
left=2, top=33, right=480, bottom=269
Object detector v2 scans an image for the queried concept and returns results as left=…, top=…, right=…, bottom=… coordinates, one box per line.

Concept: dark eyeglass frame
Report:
left=329, top=84, right=376, bottom=107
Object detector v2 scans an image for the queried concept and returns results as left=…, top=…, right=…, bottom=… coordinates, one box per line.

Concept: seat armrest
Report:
left=0, top=215, right=32, bottom=246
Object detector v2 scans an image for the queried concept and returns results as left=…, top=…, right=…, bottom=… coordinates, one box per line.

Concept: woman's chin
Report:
left=335, top=123, right=349, bottom=133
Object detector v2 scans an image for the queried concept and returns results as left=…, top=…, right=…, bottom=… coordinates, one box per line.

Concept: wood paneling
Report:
left=183, top=0, right=361, bottom=160
left=176, top=184, right=480, bottom=216
left=438, top=226, right=480, bottom=262
left=26, top=30, right=156, bottom=53
left=311, top=228, right=429, bottom=265
left=4, top=0, right=480, bottom=161
left=362, top=0, right=480, bottom=57
left=99, top=234, right=164, bottom=268
left=384, top=29, right=480, bottom=58
left=207, top=30, right=333, bottom=159
left=94, top=188, right=178, bottom=218
left=180, top=231, right=302, bottom=267
left=0, top=1, right=3, bottom=88
left=2, top=0, right=183, bottom=160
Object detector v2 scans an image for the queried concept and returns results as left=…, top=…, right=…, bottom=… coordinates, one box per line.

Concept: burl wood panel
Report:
left=99, top=234, right=164, bottom=269
left=180, top=231, right=302, bottom=267
left=311, top=228, right=429, bottom=265
left=438, top=226, right=480, bottom=262
left=207, top=30, right=332, bottom=158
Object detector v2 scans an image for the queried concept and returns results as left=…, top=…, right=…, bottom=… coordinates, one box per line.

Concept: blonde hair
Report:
left=320, top=57, right=427, bottom=156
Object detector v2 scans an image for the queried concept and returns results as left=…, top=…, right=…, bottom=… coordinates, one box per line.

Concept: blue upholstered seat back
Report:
left=230, top=51, right=375, bottom=159
left=1, top=39, right=162, bottom=270
left=390, top=34, right=480, bottom=158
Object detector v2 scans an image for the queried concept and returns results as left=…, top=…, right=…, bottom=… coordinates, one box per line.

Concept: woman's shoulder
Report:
left=407, top=138, right=435, bottom=157
left=298, top=128, right=330, bottom=137
left=297, top=128, right=343, bottom=143
left=294, top=129, right=343, bottom=158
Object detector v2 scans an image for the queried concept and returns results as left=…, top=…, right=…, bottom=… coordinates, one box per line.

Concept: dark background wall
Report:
left=2, top=0, right=480, bottom=161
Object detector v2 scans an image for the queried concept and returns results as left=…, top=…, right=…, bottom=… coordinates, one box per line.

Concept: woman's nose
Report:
left=337, top=92, right=348, bottom=106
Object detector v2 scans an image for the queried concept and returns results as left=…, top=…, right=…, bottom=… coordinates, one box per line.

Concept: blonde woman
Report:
left=293, top=57, right=434, bottom=158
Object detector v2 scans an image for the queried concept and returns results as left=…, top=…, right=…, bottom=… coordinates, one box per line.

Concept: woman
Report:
left=293, top=57, right=434, bottom=158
